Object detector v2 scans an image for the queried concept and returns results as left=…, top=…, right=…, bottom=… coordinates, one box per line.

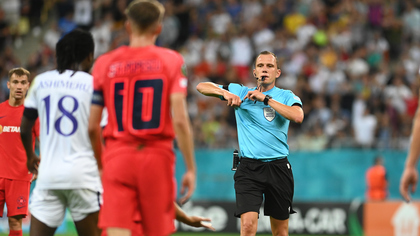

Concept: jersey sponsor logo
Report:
left=108, top=60, right=162, bottom=78
left=263, top=107, right=276, bottom=122
left=0, top=125, right=20, bottom=133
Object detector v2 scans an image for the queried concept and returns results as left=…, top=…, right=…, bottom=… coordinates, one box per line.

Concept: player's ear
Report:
left=155, top=23, right=162, bottom=35
left=125, top=20, right=132, bottom=35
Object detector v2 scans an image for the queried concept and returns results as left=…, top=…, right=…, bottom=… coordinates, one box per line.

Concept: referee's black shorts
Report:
left=233, top=157, right=296, bottom=220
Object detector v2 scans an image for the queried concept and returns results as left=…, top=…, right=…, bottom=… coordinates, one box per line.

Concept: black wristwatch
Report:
left=263, top=95, right=272, bottom=105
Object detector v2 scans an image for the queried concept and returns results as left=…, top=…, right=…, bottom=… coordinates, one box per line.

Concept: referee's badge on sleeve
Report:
left=263, top=107, right=275, bottom=121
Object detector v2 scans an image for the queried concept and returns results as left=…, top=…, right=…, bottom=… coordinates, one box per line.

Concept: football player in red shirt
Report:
left=0, top=68, right=39, bottom=236
left=88, top=0, right=196, bottom=235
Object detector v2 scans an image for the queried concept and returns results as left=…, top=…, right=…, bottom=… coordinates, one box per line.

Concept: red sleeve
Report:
left=92, top=56, right=108, bottom=106
left=169, top=54, right=188, bottom=95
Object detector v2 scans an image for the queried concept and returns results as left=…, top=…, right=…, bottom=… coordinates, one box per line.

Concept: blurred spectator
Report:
left=384, top=76, right=413, bottom=114
left=0, top=0, right=20, bottom=35
left=91, top=15, right=112, bottom=58
left=0, top=8, right=10, bottom=52
left=305, top=95, right=331, bottom=130
left=43, top=23, right=61, bottom=51
left=209, top=2, right=232, bottom=36
left=283, top=6, right=306, bottom=35
left=58, top=10, right=77, bottom=36
left=242, top=0, right=262, bottom=24
left=226, top=0, right=242, bottom=24
left=353, top=106, right=378, bottom=148
left=73, top=0, right=93, bottom=30
left=367, top=0, right=383, bottom=29
left=229, top=26, right=253, bottom=82
left=347, top=46, right=369, bottom=77
left=402, top=0, right=420, bottom=42
left=297, top=123, right=328, bottom=151
left=381, top=6, right=403, bottom=59
left=366, top=30, right=390, bottom=67
left=27, top=0, right=44, bottom=28
left=252, top=17, right=275, bottom=54
left=159, top=1, right=180, bottom=48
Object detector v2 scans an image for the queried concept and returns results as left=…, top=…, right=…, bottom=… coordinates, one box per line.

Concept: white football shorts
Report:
left=29, top=188, right=102, bottom=228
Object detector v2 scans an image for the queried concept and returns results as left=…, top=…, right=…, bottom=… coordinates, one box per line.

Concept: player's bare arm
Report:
left=20, top=116, right=39, bottom=175
left=171, top=92, right=196, bottom=204
left=400, top=91, right=420, bottom=202
left=175, top=202, right=215, bottom=231
left=196, top=82, right=242, bottom=107
left=88, top=104, right=104, bottom=171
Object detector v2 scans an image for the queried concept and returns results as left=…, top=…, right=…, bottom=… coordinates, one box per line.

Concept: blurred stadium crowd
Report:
left=0, top=0, right=419, bottom=151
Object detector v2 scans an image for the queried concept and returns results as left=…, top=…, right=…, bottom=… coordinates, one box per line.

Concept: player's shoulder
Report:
left=73, top=71, right=93, bottom=79
left=35, top=70, right=58, bottom=78
left=96, top=46, right=128, bottom=65
left=155, top=46, right=183, bottom=60
left=34, top=70, right=58, bottom=80
left=30, top=70, right=58, bottom=86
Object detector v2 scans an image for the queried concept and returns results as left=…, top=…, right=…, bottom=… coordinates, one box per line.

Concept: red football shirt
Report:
left=0, top=101, right=40, bottom=181
left=92, top=45, right=188, bottom=147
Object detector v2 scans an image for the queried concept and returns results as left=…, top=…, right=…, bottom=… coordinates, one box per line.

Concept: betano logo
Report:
left=0, top=125, right=20, bottom=134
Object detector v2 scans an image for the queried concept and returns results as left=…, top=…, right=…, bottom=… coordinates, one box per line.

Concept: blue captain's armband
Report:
left=92, top=90, right=104, bottom=106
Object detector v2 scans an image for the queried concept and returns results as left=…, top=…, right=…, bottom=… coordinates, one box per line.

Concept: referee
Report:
left=197, top=50, right=304, bottom=236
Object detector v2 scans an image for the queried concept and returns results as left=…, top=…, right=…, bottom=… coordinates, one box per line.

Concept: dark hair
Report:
left=254, top=51, right=279, bottom=69
left=8, top=67, right=30, bottom=80
left=374, top=156, right=383, bottom=165
left=125, top=0, right=165, bottom=33
left=56, top=29, right=94, bottom=74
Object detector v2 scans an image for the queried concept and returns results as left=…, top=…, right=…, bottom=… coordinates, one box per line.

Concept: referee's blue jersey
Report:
left=219, top=83, right=302, bottom=160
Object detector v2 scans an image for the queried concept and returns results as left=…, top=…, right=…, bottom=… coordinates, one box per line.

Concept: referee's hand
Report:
left=244, top=90, right=264, bottom=103
left=223, top=91, right=241, bottom=107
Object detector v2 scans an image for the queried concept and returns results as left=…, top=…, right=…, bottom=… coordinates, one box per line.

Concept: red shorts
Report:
left=0, top=178, right=30, bottom=217
left=99, top=145, right=175, bottom=236
left=101, top=221, right=143, bottom=236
